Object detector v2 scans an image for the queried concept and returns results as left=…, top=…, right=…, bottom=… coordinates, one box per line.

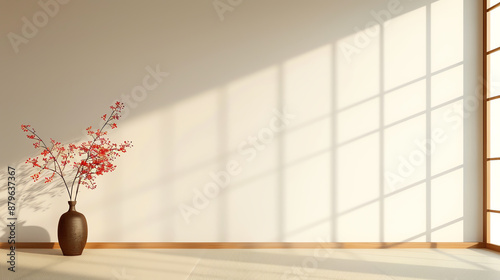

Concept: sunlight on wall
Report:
left=172, top=91, right=220, bottom=171
left=283, top=46, right=332, bottom=241
left=84, top=0, right=469, bottom=242
left=384, top=115, right=427, bottom=191
left=431, top=168, right=464, bottom=241
left=335, top=0, right=466, bottom=242
left=283, top=153, right=331, bottom=241
left=0, top=0, right=479, bottom=243
left=283, top=45, right=332, bottom=127
left=164, top=90, right=222, bottom=241
left=226, top=66, right=280, bottom=241
left=431, top=65, right=463, bottom=107
left=384, top=80, right=426, bottom=125
left=338, top=98, right=380, bottom=144
left=337, top=26, right=380, bottom=109
left=227, top=66, right=280, bottom=150
left=337, top=133, right=380, bottom=242
left=384, top=7, right=426, bottom=91
left=431, top=0, right=464, bottom=72
left=227, top=173, right=280, bottom=241
left=385, top=183, right=426, bottom=241
left=431, top=102, right=464, bottom=176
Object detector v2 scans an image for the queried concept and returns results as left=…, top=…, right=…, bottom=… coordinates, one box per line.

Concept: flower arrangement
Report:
left=21, top=101, right=133, bottom=201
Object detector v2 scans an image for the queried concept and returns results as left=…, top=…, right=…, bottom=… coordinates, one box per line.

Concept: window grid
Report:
left=485, top=0, right=500, bottom=245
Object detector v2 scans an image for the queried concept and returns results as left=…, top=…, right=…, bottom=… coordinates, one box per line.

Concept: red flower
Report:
left=21, top=124, right=31, bottom=132
left=21, top=102, right=132, bottom=201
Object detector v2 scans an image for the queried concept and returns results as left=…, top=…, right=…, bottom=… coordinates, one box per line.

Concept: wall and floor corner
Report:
left=0, top=0, right=482, bottom=246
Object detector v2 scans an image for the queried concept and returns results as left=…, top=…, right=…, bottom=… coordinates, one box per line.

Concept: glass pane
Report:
left=490, top=0, right=500, bottom=9
left=489, top=51, right=500, bottom=97
left=489, top=7, right=500, bottom=51
left=491, top=213, right=500, bottom=245
left=489, top=99, right=500, bottom=157
left=491, top=161, right=500, bottom=210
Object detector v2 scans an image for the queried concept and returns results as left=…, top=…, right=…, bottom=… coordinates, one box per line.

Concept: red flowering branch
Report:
left=22, top=101, right=133, bottom=201
left=22, top=126, right=71, bottom=198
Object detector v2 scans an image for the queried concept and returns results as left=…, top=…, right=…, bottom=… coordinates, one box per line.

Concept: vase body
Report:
left=58, top=201, right=87, bottom=256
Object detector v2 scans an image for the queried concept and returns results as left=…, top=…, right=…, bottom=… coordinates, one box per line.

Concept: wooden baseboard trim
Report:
left=0, top=242, right=485, bottom=249
left=486, top=243, right=500, bottom=252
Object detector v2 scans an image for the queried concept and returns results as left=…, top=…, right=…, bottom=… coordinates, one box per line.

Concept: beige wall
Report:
left=0, top=0, right=482, bottom=242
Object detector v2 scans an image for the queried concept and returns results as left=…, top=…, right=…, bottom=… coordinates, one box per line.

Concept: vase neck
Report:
left=68, top=201, right=77, bottom=211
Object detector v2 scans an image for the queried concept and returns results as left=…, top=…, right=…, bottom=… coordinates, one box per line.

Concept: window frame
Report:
left=484, top=0, right=500, bottom=250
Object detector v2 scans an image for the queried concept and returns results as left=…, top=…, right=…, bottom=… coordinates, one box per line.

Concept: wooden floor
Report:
left=2, top=248, right=500, bottom=279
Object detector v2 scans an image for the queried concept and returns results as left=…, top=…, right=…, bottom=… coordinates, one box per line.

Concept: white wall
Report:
left=0, top=0, right=482, bottom=242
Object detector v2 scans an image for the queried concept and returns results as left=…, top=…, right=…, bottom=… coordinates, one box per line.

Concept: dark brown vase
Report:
left=58, top=201, right=88, bottom=256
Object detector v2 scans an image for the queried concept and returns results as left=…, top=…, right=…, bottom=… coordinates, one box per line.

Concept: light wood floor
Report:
left=2, top=248, right=500, bottom=279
